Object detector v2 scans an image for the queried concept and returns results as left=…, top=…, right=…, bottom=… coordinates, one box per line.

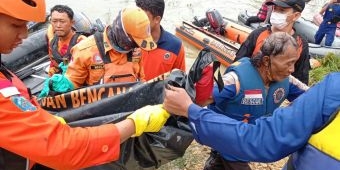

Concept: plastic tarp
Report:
left=37, top=47, right=220, bottom=170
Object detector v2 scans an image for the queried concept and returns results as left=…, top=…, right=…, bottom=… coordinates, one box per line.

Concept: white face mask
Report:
left=270, top=12, right=288, bottom=30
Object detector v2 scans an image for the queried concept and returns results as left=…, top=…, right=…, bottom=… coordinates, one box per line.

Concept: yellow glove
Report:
left=144, top=104, right=170, bottom=132
left=127, top=104, right=170, bottom=136
left=54, top=115, right=67, bottom=124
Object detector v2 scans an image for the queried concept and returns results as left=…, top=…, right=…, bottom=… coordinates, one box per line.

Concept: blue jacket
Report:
left=187, top=72, right=340, bottom=169
left=209, top=58, right=306, bottom=124
left=287, top=108, right=340, bottom=170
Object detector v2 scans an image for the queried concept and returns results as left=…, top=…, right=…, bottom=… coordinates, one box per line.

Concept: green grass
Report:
left=309, top=54, right=340, bottom=85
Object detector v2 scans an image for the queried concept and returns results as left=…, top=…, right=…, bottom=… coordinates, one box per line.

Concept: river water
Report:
left=45, top=0, right=328, bottom=68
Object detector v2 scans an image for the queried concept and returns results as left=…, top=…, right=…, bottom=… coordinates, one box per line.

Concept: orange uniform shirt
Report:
left=65, top=28, right=145, bottom=88
left=142, top=28, right=185, bottom=81
left=0, top=71, right=121, bottom=170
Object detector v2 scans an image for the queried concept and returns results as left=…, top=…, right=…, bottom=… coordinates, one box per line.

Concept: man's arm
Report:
left=286, top=75, right=309, bottom=101
left=211, top=72, right=239, bottom=106
left=0, top=99, right=169, bottom=170
left=320, top=1, right=334, bottom=15
left=173, top=43, right=186, bottom=72
left=65, top=48, right=91, bottom=88
left=138, top=55, right=145, bottom=82
left=40, top=47, right=90, bottom=97
left=0, top=105, right=121, bottom=170
left=187, top=73, right=340, bottom=162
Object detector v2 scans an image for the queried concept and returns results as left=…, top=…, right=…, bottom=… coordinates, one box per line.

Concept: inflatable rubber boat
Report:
left=175, top=21, right=239, bottom=66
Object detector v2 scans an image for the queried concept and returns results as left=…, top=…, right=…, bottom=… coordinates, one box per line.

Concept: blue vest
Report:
left=287, top=109, right=340, bottom=170
left=210, top=58, right=289, bottom=124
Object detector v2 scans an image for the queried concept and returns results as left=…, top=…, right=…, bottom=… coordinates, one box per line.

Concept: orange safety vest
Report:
left=94, top=32, right=140, bottom=83
left=49, top=33, right=81, bottom=63
left=0, top=67, right=36, bottom=170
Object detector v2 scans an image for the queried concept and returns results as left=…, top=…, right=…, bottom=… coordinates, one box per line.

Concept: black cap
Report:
left=266, top=0, right=305, bottom=12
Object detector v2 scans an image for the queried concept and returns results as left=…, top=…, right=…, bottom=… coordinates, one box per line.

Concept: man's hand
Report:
left=38, top=74, right=74, bottom=98
left=163, top=85, right=193, bottom=117
left=58, top=60, right=69, bottom=75
left=127, top=104, right=170, bottom=136
left=54, top=115, right=67, bottom=124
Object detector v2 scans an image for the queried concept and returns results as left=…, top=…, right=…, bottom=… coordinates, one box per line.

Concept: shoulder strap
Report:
left=51, top=33, right=82, bottom=62
left=50, top=35, right=64, bottom=64
left=64, top=33, right=81, bottom=60
left=253, top=28, right=271, bottom=56
left=127, top=51, right=133, bottom=62
left=213, top=61, right=224, bottom=92
left=94, top=32, right=111, bottom=64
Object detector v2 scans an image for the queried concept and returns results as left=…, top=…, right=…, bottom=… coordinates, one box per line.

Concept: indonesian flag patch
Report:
left=241, top=89, right=263, bottom=105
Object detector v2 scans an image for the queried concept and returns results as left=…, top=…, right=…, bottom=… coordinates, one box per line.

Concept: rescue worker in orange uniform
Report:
left=47, top=5, right=87, bottom=77
left=0, top=1, right=169, bottom=169
left=136, top=0, right=186, bottom=81
left=39, top=7, right=157, bottom=97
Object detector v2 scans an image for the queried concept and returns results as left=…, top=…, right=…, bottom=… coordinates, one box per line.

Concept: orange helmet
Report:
left=0, top=0, right=46, bottom=22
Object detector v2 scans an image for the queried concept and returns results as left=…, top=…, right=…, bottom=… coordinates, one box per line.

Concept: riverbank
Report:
left=159, top=141, right=288, bottom=170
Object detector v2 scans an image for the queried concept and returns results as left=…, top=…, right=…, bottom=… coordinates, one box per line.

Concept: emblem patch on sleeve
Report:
left=11, top=96, right=37, bottom=112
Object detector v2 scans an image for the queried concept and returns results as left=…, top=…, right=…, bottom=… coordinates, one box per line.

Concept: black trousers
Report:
left=203, top=150, right=252, bottom=170
left=245, top=16, right=264, bottom=26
